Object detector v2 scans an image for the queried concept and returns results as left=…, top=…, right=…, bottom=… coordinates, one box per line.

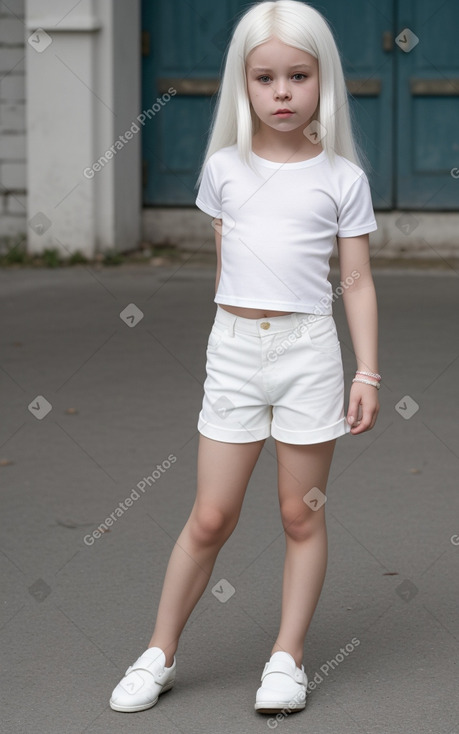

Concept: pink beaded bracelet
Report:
left=356, top=370, right=381, bottom=381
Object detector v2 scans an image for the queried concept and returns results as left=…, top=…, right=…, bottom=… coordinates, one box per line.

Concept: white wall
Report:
left=20, top=0, right=141, bottom=258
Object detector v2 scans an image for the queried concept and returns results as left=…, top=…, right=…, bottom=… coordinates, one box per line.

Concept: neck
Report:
left=252, top=126, right=322, bottom=160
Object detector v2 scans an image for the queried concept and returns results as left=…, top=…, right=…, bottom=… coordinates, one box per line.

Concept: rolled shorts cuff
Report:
left=198, top=412, right=271, bottom=443
left=271, top=416, right=351, bottom=445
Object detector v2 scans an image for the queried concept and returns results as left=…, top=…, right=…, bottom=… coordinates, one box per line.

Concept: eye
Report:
left=292, top=73, right=308, bottom=80
left=257, top=75, right=271, bottom=83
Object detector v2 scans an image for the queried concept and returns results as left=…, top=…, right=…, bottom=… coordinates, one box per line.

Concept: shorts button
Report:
left=260, top=322, right=270, bottom=330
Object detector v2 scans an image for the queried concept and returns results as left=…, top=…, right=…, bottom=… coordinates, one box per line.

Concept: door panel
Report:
left=311, top=0, right=394, bottom=208
left=397, top=0, right=459, bottom=208
left=142, top=0, right=249, bottom=205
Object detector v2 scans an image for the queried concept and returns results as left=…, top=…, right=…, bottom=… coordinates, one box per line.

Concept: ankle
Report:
left=148, top=642, right=176, bottom=668
left=270, top=643, right=303, bottom=669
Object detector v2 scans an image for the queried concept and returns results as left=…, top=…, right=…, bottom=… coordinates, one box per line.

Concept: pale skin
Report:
left=148, top=37, right=379, bottom=669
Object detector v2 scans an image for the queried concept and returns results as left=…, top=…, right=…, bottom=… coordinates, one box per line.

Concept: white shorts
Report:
left=198, top=306, right=351, bottom=444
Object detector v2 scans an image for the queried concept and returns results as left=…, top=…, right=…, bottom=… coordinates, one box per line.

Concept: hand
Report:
left=347, top=381, right=380, bottom=434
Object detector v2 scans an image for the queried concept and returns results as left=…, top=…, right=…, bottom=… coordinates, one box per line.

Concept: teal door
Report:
left=311, top=0, right=393, bottom=208
left=396, top=0, right=459, bottom=207
left=141, top=1, right=250, bottom=206
left=142, top=0, right=459, bottom=210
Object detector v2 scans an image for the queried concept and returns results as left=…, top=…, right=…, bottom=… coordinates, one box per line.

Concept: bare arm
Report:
left=337, top=233, right=380, bottom=434
left=212, top=218, right=222, bottom=294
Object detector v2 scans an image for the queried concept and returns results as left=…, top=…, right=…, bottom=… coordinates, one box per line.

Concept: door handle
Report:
left=410, top=79, right=459, bottom=95
left=382, top=31, right=393, bottom=52
left=157, top=78, right=219, bottom=95
left=347, top=79, right=381, bottom=96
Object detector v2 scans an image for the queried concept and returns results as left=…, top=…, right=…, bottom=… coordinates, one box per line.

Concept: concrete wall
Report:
left=0, top=0, right=141, bottom=257
left=0, top=0, right=27, bottom=246
left=23, top=0, right=141, bottom=258
left=143, top=209, right=459, bottom=260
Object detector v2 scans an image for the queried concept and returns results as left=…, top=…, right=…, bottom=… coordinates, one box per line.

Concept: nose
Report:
left=274, top=87, right=292, bottom=99
left=273, top=79, right=292, bottom=100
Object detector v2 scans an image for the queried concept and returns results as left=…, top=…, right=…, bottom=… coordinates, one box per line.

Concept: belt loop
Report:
left=228, top=316, right=236, bottom=337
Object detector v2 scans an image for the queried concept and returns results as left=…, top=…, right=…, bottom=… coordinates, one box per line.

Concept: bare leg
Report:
left=148, top=435, right=265, bottom=666
left=270, top=439, right=336, bottom=668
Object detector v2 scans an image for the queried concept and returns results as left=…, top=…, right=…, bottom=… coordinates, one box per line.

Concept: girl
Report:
left=110, top=0, right=380, bottom=716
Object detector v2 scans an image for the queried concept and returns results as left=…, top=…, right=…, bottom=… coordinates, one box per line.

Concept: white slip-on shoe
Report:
left=254, top=651, right=308, bottom=714
left=110, top=647, right=176, bottom=712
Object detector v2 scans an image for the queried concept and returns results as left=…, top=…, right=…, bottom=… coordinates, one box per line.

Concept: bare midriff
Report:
left=219, top=304, right=293, bottom=319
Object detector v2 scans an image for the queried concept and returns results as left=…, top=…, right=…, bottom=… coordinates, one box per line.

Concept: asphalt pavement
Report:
left=1, top=261, right=458, bottom=734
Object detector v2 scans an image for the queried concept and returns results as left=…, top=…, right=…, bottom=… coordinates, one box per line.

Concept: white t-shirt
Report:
left=195, top=144, right=377, bottom=314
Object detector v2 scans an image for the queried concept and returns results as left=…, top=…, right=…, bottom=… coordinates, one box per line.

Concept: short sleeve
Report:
left=195, top=157, right=222, bottom=218
left=337, top=171, right=378, bottom=237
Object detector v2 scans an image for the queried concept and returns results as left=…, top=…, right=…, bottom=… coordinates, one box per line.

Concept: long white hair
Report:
left=196, top=0, right=367, bottom=186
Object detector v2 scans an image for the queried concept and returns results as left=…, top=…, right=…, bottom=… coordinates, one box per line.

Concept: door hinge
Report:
left=142, top=30, right=150, bottom=57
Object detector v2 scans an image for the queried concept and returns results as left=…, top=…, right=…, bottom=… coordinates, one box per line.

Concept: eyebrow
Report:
left=249, top=64, right=313, bottom=72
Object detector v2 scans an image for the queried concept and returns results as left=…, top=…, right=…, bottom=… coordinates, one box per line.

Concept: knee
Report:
left=189, top=504, right=235, bottom=547
left=280, top=498, right=324, bottom=542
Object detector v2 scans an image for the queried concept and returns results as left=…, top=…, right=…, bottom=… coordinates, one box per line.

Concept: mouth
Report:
left=274, top=109, right=294, bottom=117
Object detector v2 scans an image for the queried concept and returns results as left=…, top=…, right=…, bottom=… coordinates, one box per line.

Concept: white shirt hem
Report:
left=214, top=295, right=333, bottom=314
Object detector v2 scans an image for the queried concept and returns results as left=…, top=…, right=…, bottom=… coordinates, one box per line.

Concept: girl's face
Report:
left=246, top=37, right=319, bottom=138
